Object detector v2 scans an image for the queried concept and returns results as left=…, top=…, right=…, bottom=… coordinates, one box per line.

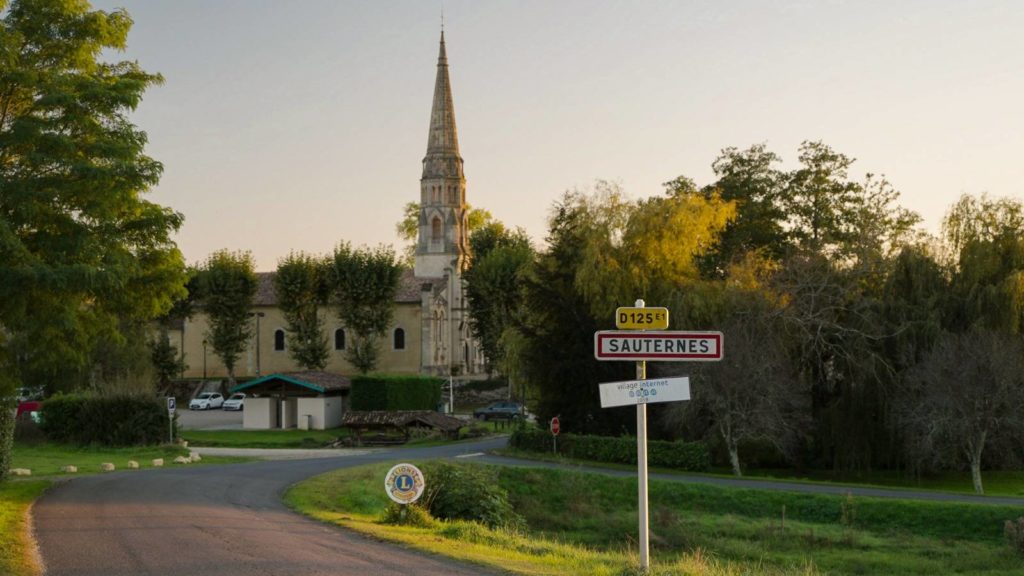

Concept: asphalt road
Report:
left=33, top=438, right=508, bottom=576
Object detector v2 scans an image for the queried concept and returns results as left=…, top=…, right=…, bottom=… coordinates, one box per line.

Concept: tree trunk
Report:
left=0, top=398, right=15, bottom=481
left=968, top=431, right=987, bottom=495
left=727, top=438, right=743, bottom=477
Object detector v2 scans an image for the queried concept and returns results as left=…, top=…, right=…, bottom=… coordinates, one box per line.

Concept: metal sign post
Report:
left=633, top=299, right=650, bottom=571
left=594, top=301, right=723, bottom=573
left=550, top=416, right=560, bottom=454
left=166, top=397, right=176, bottom=444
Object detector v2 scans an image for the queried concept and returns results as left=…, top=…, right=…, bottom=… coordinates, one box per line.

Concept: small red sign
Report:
left=550, top=416, right=560, bottom=436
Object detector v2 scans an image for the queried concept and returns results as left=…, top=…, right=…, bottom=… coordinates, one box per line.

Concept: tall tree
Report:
left=0, top=0, right=184, bottom=478
left=274, top=252, right=330, bottom=370
left=328, top=243, right=401, bottom=374
left=463, top=223, right=534, bottom=376
left=197, top=250, right=257, bottom=389
left=897, top=330, right=1024, bottom=494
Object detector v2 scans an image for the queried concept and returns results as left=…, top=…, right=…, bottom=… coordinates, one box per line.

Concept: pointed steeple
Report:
left=416, top=30, right=469, bottom=279
left=423, top=31, right=463, bottom=177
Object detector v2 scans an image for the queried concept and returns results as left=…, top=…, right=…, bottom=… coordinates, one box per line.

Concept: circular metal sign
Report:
left=384, top=463, right=425, bottom=505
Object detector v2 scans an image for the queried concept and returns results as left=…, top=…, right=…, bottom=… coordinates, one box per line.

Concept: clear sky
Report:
left=90, top=0, right=1024, bottom=271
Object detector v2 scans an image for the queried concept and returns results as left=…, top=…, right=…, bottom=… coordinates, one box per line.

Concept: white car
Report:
left=222, top=393, right=246, bottom=411
left=189, top=392, right=224, bottom=410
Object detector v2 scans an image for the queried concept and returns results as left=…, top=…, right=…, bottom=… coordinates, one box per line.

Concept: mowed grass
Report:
left=286, top=462, right=1024, bottom=576
left=180, top=427, right=348, bottom=448
left=11, top=443, right=251, bottom=476
left=0, top=480, right=49, bottom=576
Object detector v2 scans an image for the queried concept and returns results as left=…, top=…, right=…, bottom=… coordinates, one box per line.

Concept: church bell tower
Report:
left=414, top=31, right=470, bottom=279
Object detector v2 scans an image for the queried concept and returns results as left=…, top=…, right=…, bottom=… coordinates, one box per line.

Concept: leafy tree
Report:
left=463, top=223, right=534, bottom=376
left=274, top=252, right=330, bottom=370
left=669, top=304, right=806, bottom=476
left=196, top=250, right=257, bottom=389
left=0, top=0, right=184, bottom=476
left=328, top=243, right=401, bottom=373
left=783, top=141, right=863, bottom=256
left=897, top=330, right=1024, bottom=494
left=149, top=328, right=185, bottom=395
left=395, top=201, right=493, bottom=265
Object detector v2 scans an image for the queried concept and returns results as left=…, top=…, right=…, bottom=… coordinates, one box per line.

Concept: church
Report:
left=175, top=32, right=484, bottom=380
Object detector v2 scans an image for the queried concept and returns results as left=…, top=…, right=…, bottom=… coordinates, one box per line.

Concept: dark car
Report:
left=473, top=401, right=523, bottom=421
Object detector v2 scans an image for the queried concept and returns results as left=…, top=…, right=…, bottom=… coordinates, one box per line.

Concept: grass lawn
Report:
left=499, top=447, right=1024, bottom=499
left=11, top=443, right=252, bottom=476
left=0, top=480, right=48, bottom=576
left=180, top=427, right=348, bottom=448
left=286, top=461, right=1024, bottom=576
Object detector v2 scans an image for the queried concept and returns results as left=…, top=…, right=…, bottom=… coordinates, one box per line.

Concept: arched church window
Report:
left=393, top=328, right=406, bottom=350
left=274, top=329, right=286, bottom=351
left=431, top=216, right=442, bottom=244
left=334, top=328, right=345, bottom=351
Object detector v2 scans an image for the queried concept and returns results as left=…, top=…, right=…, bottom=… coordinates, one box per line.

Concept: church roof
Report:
left=230, top=371, right=351, bottom=395
left=253, top=269, right=443, bottom=307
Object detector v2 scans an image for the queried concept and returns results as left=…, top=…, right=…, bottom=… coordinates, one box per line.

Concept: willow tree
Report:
left=0, top=0, right=185, bottom=478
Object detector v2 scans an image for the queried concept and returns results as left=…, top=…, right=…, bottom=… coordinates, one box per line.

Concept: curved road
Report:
left=34, top=436, right=1024, bottom=576
left=33, top=438, right=508, bottom=576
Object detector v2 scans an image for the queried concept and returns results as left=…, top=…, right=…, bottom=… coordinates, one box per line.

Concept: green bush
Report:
left=350, top=376, right=442, bottom=411
left=40, top=394, right=173, bottom=446
left=510, top=427, right=710, bottom=471
left=421, top=461, right=525, bottom=529
left=381, top=501, right=436, bottom=527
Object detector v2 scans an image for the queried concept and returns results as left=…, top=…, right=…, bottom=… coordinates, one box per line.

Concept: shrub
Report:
left=510, top=427, right=710, bottom=471
left=381, top=502, right=435, bottom=527
left=1005, top=517, right=1024, bottom=556
left=40, top=394, right=172, bottom=446
left=350, top=376, right=442, bottom=411
left=421, top=462, right=525, bottom=529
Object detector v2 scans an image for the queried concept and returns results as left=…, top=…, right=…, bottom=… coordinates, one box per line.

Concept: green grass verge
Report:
left=0, top=480, right=49, bottom=576
left=11, top=443, right=251, bottom=476
left=180, top=428, right=347, bottom=448
left=499, top=447, right=1024, bottom=499
left=286, top=462, right=1024, bottom=576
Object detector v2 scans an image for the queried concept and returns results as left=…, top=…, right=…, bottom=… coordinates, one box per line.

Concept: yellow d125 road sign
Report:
left=615, top=307, right=669, bottom=330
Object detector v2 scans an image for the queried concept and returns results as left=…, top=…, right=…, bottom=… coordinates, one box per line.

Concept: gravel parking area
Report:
left=176, top=408, right=243, bottom=430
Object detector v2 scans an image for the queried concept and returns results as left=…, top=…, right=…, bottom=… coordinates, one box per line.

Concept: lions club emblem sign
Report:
left=384, top=463, right=425, bottom=505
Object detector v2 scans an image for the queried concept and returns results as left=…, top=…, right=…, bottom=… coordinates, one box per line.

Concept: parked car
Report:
left=189, top=392, right=224, bottom=410
left=473, top=401, right=523, bottom=421
left=222, top=393, right=246, bottom=411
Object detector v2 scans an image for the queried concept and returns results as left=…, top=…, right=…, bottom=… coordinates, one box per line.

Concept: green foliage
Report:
left=395, top=201, right=493, bottom=265
left=328, top=243, right=401, bottom=373
left=381, top=502, right=436, bottom=527
left=350, top=376, right=442, bottom=411
left=196, top=250, right=257, bottom=386
left=421, top=462, right=524, bottom=529
left=274, top=252, right=330, bottom=370
left=463, top=224, right=534, bottom=375
left=39, top=394, right=172, bottom=446
left=1004, top=517, right=1024, bottom=557
left=149, top=328, right=184, bottom=393
left=0, top=397, right=13, bottom=481
left=510, top=427, right=710, bottom=471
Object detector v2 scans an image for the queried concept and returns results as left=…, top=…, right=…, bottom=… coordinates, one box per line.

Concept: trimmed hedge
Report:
left=40, top=394, right=173, bottom=446
left=350, top=375, right=443, bottom=411
left=510, top=427, right=710, bottom=472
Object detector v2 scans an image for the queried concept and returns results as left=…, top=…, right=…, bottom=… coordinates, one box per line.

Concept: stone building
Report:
left=174, top=32, right=483, bottom=380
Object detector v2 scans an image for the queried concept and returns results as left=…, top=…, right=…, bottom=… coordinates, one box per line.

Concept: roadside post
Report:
left=550, top=416, right=560, bottom=454
left=166, top=397, right=176, bottom=444
left=384, top=463, right=426, bottom=521
left=595, top=301, right=723, bottom=572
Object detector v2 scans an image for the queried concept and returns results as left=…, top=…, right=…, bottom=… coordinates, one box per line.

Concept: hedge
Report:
left=509, top=427, right=710, bottom=472
left=40, top=394, right=173, bottom=446
left=350, top=375, right=443, bottom=411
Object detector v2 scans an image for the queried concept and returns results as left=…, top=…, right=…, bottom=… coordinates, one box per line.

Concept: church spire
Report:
left=416, top=30, right=469, bottom=279
left=423, top=31, right=462, bottom=173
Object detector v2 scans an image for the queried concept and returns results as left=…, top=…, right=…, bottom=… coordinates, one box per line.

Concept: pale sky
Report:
left=89, top=0, right=1024, bottom=271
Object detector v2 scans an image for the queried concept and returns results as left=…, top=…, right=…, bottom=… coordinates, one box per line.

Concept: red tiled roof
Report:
left=253, top=269, right=443, bottom=307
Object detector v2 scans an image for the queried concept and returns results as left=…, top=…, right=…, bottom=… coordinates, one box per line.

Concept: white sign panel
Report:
left=594, top=331, right=723, bottom=361
left=599, top=377, right=691, bottom=408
